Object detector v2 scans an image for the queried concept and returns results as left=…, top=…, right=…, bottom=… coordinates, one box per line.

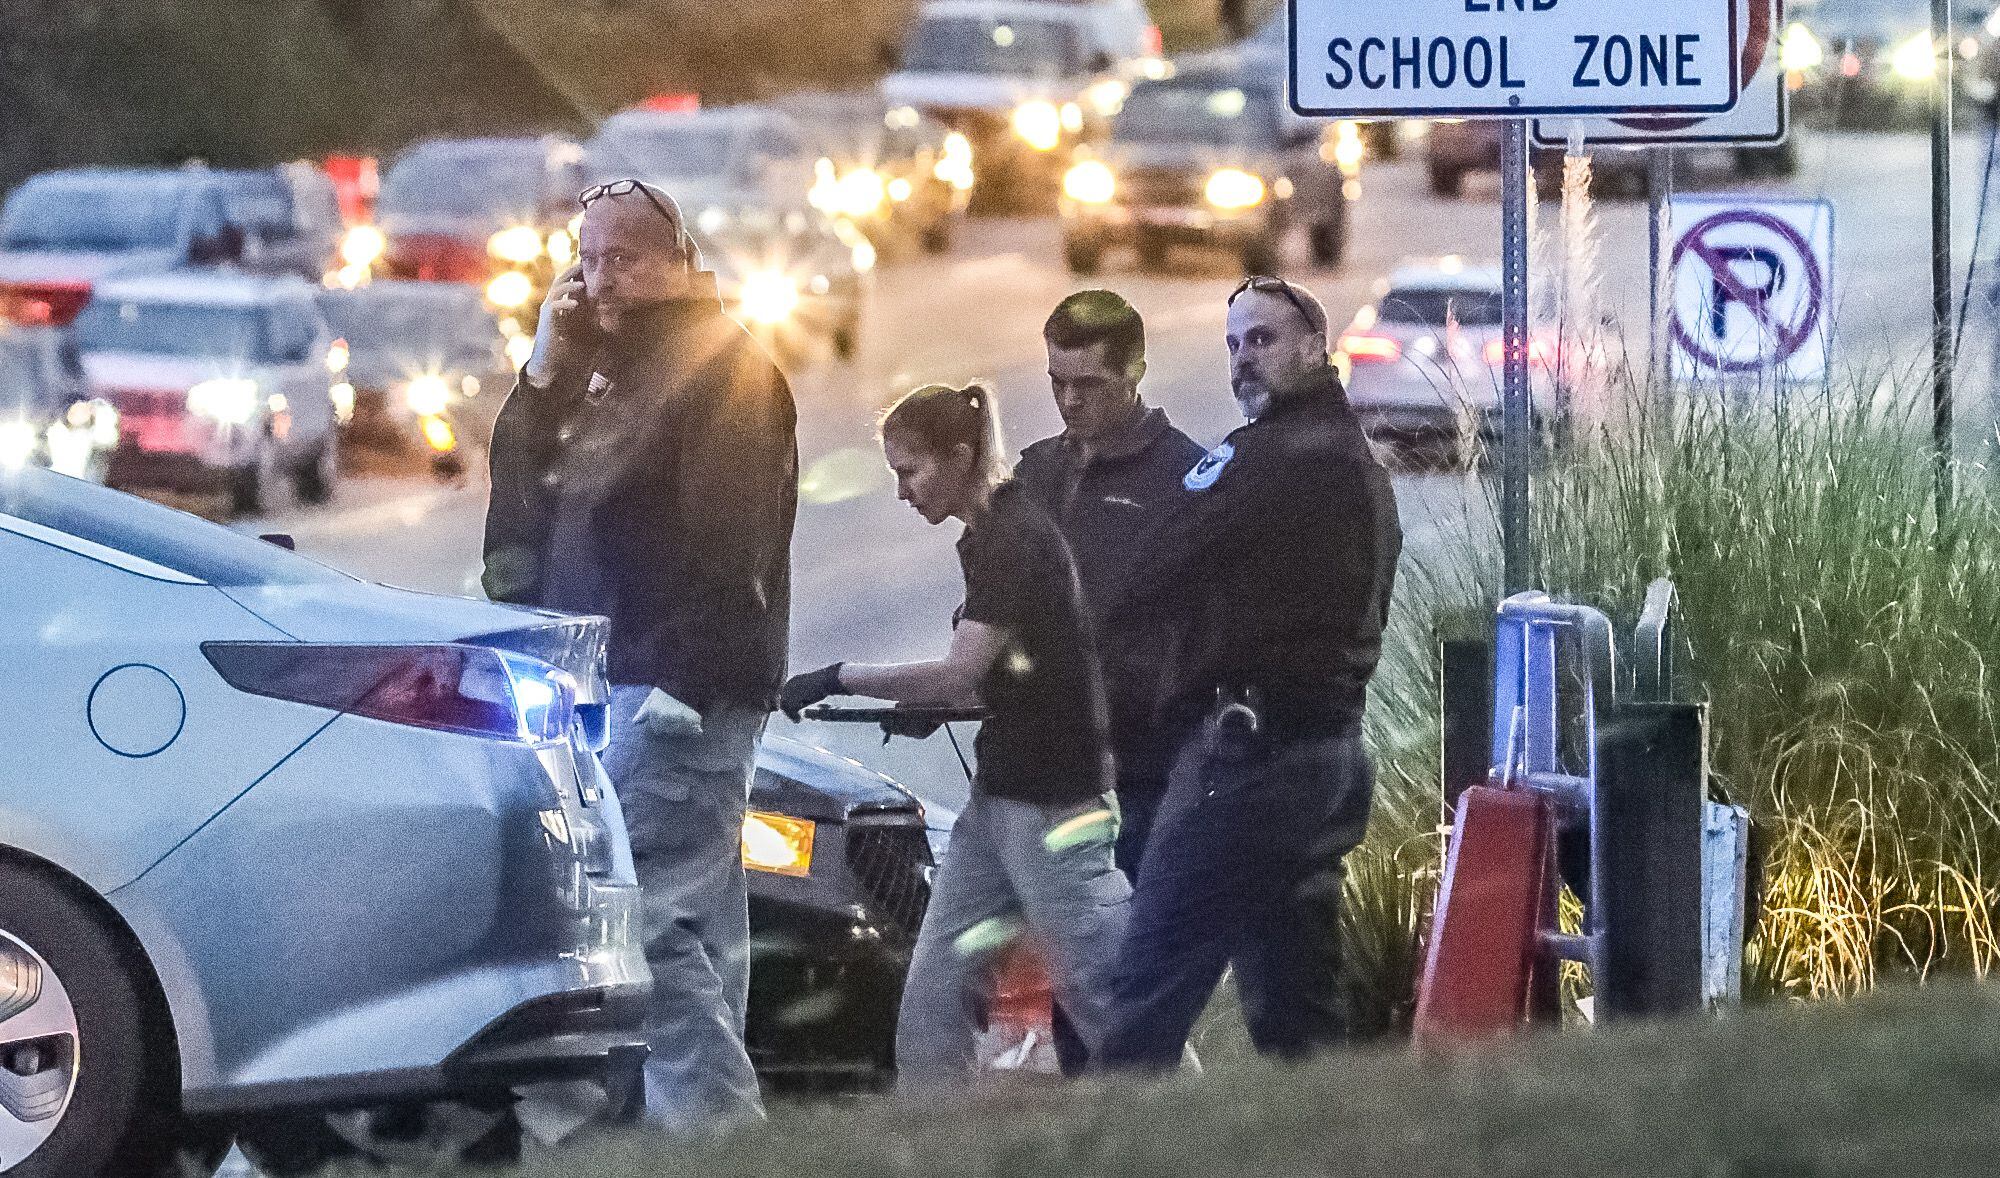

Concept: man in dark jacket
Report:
left=1014, top=290, right=1204, bottom=879
left=1098, top=276, right=1401, bottom=1072
left=483, top=179, right=797, bottom=1132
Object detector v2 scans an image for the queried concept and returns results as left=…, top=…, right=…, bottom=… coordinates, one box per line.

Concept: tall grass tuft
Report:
left=1351, top=374, right=2000, bottom=1024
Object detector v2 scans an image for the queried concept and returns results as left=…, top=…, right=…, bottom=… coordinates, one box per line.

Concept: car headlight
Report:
left=742, top=811, right=814, bottom=876
left=739, top=270, right=801, bottom=326
left=1064, top=159, right=1117, bottom=204
left=488, top=225, right=544, bottom=264
left=936, top=132, right=977, bottom=190
left=1206, top=168, right=1266, bottom=210
left=1087, top=77, right=1129, bottom=117
left=1892, top=31, right=1938, bottom=80
left=486, top=270, right=535, bottom=310
left=326, top=338, right=349, bottom=375
left=837, top=168, right=888, bottom=217
left=330, top=381, right=355, bottom=423
left=1012, top=100, right=1063, bottom=151
left=339, top=224, right=386, bottom=269
left=888, top=177, right=914, bottom=203
left=186, top=378, right=260, bottom=425
left=405, top=374, right=452, bottom=417
left=0, top=419, right=37, bottom=469
left=547, top=229, right=575, bottom=267
left=1781, top=23, right=1824, bottom=72
left=1333, top=122, right=1366, bottom=173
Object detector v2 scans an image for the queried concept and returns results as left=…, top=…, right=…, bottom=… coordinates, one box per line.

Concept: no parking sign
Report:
left=1670, top=194, right=1833, bottom=382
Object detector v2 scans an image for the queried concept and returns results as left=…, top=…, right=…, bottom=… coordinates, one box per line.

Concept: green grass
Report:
left=365, top=978, right=2000, bottom=1176
left=1349, top=371, right=2000, bottom=1020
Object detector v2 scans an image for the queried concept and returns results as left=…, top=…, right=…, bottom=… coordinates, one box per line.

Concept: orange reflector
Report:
left=420, top=416, right=456, bottom=453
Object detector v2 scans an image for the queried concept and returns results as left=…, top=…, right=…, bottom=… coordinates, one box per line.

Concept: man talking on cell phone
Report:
left=483, top=179, right=798, bottom=1133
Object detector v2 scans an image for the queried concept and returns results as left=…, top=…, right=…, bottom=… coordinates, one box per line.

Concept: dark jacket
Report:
left=1108, top=367, right=1401, bottom=733
left=482, top=280, right=798, bottom=712
left=1014, top=405, right=1205, bottom=786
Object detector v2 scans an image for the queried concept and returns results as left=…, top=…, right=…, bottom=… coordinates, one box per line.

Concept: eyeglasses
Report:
left=1229, top=275, right=1323, bottom=334
left=579, top=178, right=678, bottom=224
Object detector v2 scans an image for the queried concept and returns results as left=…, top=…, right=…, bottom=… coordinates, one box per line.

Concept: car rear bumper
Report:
left=112, top=716, right=651, bottom=1116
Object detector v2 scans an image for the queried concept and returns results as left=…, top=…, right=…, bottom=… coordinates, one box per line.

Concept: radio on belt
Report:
left=1288, top=0, right=1741, bottom=120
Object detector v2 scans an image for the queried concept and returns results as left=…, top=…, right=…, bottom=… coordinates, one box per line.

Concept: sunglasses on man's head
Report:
left=1229, top=275, right=1322, bottom=334
left=580, top=178, right=678, bottom=224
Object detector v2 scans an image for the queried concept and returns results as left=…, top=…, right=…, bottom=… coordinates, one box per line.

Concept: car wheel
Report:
left=1063, top=239, right=1103, bottom=275
left=1309, top=214, right=1347, bottom=268
left=1427, top=162, right=1463, bottom=198
left=1135, top=232, right=1171, bottom=271
left=920, top=217, right=955, bottom=254
left=290, top=435, right=336, bottom=506
left=833, top=318, right=861, bottom=362
left=226, top=458, right=267, bottom=518
left=0, top=857, right=181, bottom=1178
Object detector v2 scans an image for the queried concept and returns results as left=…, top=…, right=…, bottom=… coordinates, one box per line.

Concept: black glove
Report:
left=780, top=663, right=845, bottom=721
left=879, top=709, right=944, bottom=743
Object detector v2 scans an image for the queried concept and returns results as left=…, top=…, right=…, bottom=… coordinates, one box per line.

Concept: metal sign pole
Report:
left=1647, top=146, right=1677, bottom=396
left=1932, top=0, right=1957, bottom=523
left=1502, top=119, right=1533, bottom=595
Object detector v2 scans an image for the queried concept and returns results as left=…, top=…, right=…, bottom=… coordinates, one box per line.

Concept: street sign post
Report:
left=1288, top=0, right=1741, bottom=118
left=1529, top=0, right=1784, bottom=148
left=1668, top=195, right=1833, bottom=383
left=1288, top=0, right=1740, bottom=594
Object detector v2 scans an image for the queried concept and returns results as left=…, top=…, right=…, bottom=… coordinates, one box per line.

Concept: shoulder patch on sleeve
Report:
left=1183, top=441, right=1235, bottom=491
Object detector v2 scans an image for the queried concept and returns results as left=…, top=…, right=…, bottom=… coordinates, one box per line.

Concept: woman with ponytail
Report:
left=780, top=381, right=1130, bottom=1089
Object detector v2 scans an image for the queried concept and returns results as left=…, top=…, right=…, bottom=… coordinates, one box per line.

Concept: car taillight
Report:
left=0, top=280, right=93, bottom=327
left=1142, top=24, right=1164, bottom=57
left=1339, top=332, right=1403, bottom=363
left=203, top=642, right=577, bottom=744
left=1483, top=337, right=1562, bottom=368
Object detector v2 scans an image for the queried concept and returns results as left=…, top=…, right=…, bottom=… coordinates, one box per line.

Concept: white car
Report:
left=0, top=464, right=646, bottom=1176
left=71, top=272, right=340, bottom=515
left=1335, top=260, right=1567, bottom=450
left=880, top=0, right=1161, bottom=210
left=584, top=106, right=820, bottom=217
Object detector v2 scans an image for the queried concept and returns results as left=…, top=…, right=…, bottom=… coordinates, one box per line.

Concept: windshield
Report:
left=1114, top=83, right=1277, bottom=146
left=0, top=464, right=349, bottom=586
left=380, top=145, right=546, bottom=218
left=74, top=298, right=272, bottom=361
left=901, top=16, right=1082, bottom=76
left=218, top=174, right=296, bottom=237
left=1379, top=288, right=1505, bottom=328
left=320, top=289, right=493, bottom=371
left=593, top=125, right=738, bottom=182
left=0, top=178, right=184, bottom=252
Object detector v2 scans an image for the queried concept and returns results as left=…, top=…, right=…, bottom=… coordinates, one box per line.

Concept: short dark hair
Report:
left=1043, top=290, right=1146, bottom=380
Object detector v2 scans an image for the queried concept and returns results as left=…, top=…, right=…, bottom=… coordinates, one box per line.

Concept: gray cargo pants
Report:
left=895, top=792, right=1132, bottom=1090
left=603, top=684, right=767, bottom=1134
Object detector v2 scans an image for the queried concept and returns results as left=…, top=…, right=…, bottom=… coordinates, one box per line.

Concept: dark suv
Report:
left=1058, top=66, right=1352, bottom=275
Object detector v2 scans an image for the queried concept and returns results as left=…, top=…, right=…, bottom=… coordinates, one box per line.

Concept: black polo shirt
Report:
left=956, top=480, right=1112, bottom=806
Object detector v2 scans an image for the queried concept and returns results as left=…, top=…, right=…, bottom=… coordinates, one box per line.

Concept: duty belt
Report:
left=1206, top=683, right=1358, bottom=742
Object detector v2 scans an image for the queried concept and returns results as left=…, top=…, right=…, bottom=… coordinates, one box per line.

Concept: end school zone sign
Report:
left=1288, top=0, right=1739, bottom=118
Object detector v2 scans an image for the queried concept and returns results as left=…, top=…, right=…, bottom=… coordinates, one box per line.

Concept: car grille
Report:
left=845, top=822, right=932, bottom=939
left=1121, top=166, right=1200, bottom=207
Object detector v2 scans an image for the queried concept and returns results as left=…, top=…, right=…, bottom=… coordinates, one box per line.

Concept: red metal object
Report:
left=1, top=279, right=95, bottom=327
left=323, top=155, right=380, bottom=224
left=1411, top=784, right=1560, bottom=1046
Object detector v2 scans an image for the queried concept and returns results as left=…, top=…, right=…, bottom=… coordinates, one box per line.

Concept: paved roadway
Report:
left=238, top=129, right=1998, bottom=815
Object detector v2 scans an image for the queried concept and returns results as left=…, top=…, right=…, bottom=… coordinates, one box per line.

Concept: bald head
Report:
left=1225, top=279, right=1331, bottom=419
left=577, top=181, right=699, bottom=329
